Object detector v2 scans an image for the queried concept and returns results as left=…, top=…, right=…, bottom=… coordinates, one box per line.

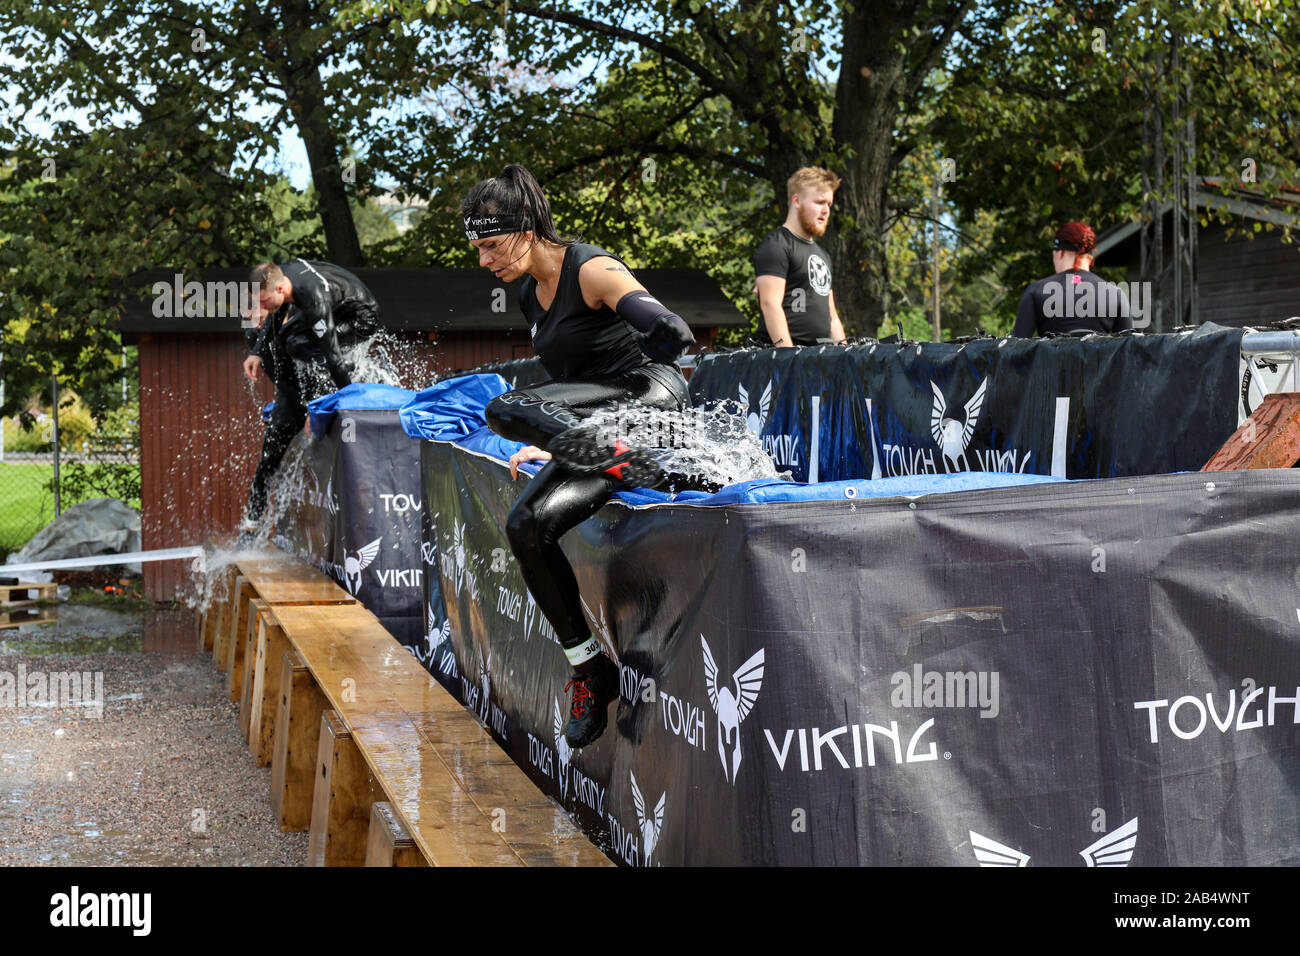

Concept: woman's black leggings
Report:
left=485, top=363, right=689, bottom=653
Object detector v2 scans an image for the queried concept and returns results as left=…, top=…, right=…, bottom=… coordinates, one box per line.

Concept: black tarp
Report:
left=688, top=329, right=1245, bottom=482
left=421, top=438, right=1300, bottom=866
left=275, top=410, right=426, bottom=652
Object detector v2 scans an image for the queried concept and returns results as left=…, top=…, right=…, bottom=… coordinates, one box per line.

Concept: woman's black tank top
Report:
left=518, top=243, right=651, bottom=381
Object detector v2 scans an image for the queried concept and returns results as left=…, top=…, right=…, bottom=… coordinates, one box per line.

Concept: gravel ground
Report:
left=0, top=605, right=308, bottom=866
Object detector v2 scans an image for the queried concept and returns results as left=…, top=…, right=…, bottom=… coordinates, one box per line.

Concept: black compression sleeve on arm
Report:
left=616, top=290, right=695, bottom=362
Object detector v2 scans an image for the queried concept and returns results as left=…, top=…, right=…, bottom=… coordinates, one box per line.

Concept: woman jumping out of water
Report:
left=462, top=164, right=696, bottom=748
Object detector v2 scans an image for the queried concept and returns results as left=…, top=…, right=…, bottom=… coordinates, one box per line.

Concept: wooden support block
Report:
left=225, top=579, right=256, bottom=697
left=1203, top=392, right=1300, bottom=471
left=239, top=599, right=269, bottom=741
left=270, top=650, right=330, bottom=832
left=365, top=801, right=427, bottom=867
left=210, top=572, right=233, bottom=665
left=217, top=575, right=248, bottom=673
left=308, top=710, right=381, bottom=867
left=250, top=613, right=288, bottom=767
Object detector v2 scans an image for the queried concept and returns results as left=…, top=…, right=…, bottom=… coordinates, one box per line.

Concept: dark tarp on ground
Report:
left=687, top=328, right=1245, bottom=482
left=421, top=432, right=1300, bottom=866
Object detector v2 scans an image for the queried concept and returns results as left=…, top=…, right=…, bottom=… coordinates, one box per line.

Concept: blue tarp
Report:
left=398, top=374, right=509, bottom=439
left=405, top=371, right=1071, bottom=504
left=307, top=383, right=416, bottom=439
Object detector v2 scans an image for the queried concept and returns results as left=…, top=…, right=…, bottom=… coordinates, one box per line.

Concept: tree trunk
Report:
left=279, top=1, right=363, bottom=267
left=828, top=3, right=911, bottom=337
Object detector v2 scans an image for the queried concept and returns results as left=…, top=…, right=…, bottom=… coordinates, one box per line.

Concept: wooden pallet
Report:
left=0, top=582, right=57, bottom=605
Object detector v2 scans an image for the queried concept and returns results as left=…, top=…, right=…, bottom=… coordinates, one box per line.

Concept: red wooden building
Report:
left=120, top=266, right=747, bottom=600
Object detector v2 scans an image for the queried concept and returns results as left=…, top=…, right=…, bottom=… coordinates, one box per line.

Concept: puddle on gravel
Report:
left=0, top=605, right=198, bottom=657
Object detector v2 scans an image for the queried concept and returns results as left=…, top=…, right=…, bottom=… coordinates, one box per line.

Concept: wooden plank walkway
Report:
left=198, top=544, right=609, bottom=867
left=273, top=603, right=609, bottom=867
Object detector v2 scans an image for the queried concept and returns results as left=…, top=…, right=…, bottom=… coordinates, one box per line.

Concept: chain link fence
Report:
left=0, top=432, right=140, bottom=560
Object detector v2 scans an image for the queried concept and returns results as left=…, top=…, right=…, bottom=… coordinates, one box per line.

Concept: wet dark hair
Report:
left=460, top=164, right=571, bottom=245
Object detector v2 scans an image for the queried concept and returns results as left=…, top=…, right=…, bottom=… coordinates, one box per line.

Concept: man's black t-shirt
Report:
left=518, top=243, right=654, bottom=381
left=753, top=226, right=834, bottom=345
left=1014, top=270, right=1133, bottom=337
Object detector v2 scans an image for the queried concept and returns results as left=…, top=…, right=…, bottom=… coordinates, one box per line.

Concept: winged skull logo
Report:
left=701, top=636, right=765, bottom=784
left=969, top=817, right=1139, bottom=867
left=930, top=378, right=988, bottom=472
left=424, top=603, right=450, bottom=658
left=738, top=381, right=773, bottom=435
left=449, top=519, right=474, bottom=596
left=630, top=771, right=666, bottom=864
left=552, top=698, right=573, bottom=800
left=343, top=537, right=382, bottom=594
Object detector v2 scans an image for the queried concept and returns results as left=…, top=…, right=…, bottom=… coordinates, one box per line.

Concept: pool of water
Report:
left=0, top=604, right=198, bottom=657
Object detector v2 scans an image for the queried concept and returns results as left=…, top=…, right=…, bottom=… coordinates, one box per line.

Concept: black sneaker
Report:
left=563, top=657, right=620, bottom=748
left=549, top=423, right=665, bottom=488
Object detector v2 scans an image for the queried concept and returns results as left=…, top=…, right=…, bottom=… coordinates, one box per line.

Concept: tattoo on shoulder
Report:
left=604, top=265, right=631, bottom=276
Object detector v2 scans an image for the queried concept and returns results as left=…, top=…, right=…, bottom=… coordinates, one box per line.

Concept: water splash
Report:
left=575, top=400, right=789, bottom=490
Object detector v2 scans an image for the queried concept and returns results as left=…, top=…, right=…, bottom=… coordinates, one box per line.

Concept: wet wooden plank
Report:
left=235, top=550, right=356, bottom=606
left=407, top=712, right=611, bottom=868
left=273, top=603, right=611, bottom=866
left=346, top=715, right=525, bottom=867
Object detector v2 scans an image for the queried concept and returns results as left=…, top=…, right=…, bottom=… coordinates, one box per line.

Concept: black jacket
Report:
left=252, top=259, right=379, bottom=389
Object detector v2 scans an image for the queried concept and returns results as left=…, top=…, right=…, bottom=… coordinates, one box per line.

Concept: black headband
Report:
left=1053, top=237, right=1080, bottom=253
left=463, top=213, right=533, bottom=241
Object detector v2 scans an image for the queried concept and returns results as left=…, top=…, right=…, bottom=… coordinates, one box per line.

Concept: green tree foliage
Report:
left=939, top=1, right=1300, bottom=325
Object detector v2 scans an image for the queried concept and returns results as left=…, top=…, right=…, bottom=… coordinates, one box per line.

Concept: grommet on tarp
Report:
left=908, top=501, right=917, bottom=510
left=1204, top=481, right=1216, bottom=492
left=844, top=486, right=858, bottom=499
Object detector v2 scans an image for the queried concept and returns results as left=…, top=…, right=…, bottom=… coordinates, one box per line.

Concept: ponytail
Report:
left=460, top=164, right=572, bottom=246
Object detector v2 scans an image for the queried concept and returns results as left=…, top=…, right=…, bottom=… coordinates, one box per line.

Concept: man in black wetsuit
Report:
left=1013, top=222, right=1134, bottom=337
left=463, top=164, right=696, bottom=749
left=240, top=259, right=380, bottom=533
left=753, top=166, right=848, bottom=347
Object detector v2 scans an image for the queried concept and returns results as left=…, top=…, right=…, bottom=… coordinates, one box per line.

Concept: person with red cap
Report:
left=1013, top=222, right=1133, bottom=337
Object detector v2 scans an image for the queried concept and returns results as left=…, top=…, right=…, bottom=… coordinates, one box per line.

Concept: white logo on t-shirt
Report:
left=807, top=254, right=831, bottom=296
